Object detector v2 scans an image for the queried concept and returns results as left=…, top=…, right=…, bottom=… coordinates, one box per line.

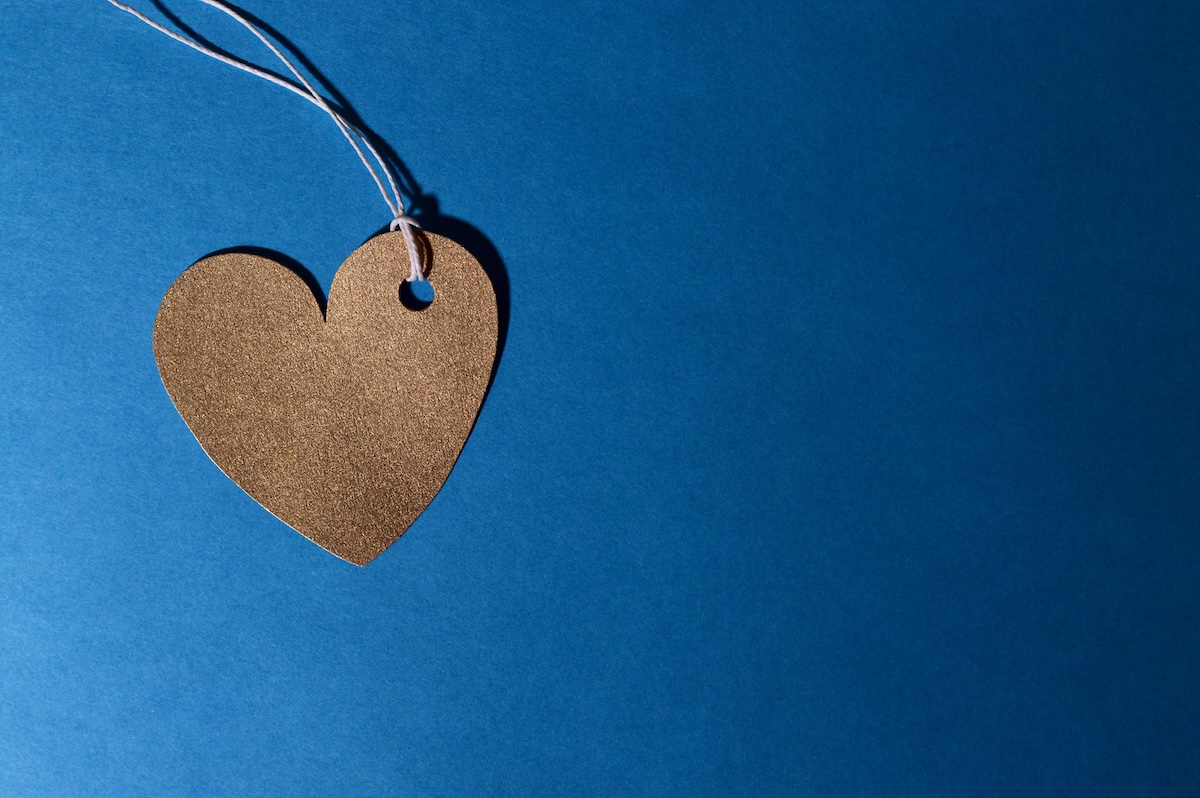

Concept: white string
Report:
left=106, top=0, right=426, bottom=282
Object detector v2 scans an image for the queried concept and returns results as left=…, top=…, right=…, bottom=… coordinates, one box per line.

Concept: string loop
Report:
left=106, top=0, right=427, bottom=281
left=390, top=215, right=424, bottom=283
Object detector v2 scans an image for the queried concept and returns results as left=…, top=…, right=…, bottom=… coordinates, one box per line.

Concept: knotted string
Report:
left=106, top=0, right=426, bottom=282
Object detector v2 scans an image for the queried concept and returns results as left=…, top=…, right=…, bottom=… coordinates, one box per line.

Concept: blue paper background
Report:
left=2, top=1, right=1198, bottom=794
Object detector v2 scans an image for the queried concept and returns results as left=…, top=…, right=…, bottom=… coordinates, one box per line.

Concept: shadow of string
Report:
left=149, top=0, right=433, bottom=217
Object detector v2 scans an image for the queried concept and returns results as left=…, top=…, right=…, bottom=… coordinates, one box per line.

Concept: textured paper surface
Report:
left=153, top=231, right=497, bottom=565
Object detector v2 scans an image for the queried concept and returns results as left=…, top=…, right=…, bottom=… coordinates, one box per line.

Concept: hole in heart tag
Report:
left=400, top=277, right=436, bottom=311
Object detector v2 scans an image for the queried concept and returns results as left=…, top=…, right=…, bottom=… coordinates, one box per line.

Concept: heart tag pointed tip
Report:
left=153, top=231, right=498, bottom=565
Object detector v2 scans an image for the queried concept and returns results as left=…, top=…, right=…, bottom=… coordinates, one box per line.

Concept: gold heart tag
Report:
left=153, top=231, right=498, bottom=565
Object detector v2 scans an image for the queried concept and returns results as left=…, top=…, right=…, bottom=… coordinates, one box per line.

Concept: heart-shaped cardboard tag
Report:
left=153, top=230, right=497, bottom=565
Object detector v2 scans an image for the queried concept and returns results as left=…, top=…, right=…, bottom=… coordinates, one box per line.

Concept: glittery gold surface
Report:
left=152, top=231, right=498, bottom=565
